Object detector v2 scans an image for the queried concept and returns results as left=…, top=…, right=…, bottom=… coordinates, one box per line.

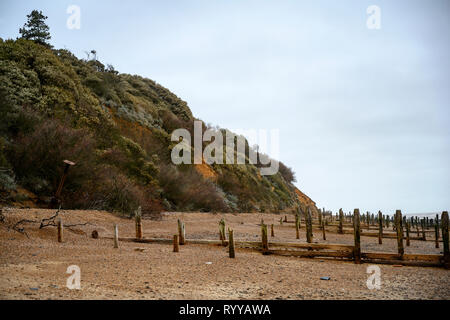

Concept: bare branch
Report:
left=39, top=206, right=61, bottom=229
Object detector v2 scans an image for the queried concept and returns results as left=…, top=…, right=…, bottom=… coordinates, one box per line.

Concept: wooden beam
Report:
left=362, top=252, right=441, bottom=263
left=268, top=249, right=353, bottom=259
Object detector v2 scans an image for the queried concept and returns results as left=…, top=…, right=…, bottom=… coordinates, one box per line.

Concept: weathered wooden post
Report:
left=318, top=209, right=323, bottom=229
left=353, top=209, right=361, bottom=264
left=338, top=208, right=344, bottom=234
left=441, top=211, right=449, bottom=268
left=386, top=215, right=390, bottom=228
left=435, top=214, right=440, bottom=249
left=113, top=224, right=119, bottom=248
left=271, top=224, right=275, bottom=237
left=279, top=217, right=283, bottom=225
left=177, top=219, right=185, bottom=245
left=402, top=216, right=407, bottom=232
left=219, top=218, right=226, bottom=246
left=306, top=207, right=313, bottom=243
left=57, top=218, right=63, bottom=243
left=295, top=212, right=300, bottom=239
left=173, top=234, right=179, bottom=252
left=366, top=212, right=370, bottom=230
left=435, top=223, right=439, bottom=249
left=261, top=224, right=269, bottom=254
left=322, top=219, right=326, bottom=240
left=135, top=206, right=143, bottom=240
left=406, top=221, right=410, bottom=247
left=284, top=215, right=288, bottom=223
left=395, top=210, right=404, bottom=258
left=378, top=211, right=383, bottom=245
left=416, top=220, right=420, bottom=237
left=421, top=218, right=426, bottom=241
left=229, top=228, right=235, bottom=258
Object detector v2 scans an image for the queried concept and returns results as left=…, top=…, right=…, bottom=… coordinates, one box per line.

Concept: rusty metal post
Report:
left=50, top=160, right=75, bottom=208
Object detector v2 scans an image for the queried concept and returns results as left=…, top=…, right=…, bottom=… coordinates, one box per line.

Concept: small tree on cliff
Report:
left=19, top=10, right=51, bottom=46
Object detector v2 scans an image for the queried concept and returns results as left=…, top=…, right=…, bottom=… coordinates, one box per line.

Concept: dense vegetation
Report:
left=0, top=12, right=316, bottom=215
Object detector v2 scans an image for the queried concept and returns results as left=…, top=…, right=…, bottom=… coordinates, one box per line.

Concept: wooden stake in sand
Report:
left=378, top=211, right=383, bottom=245
left=113, top=224, right=119, bottom=248
left=353, top=209, right=361, bottom=264
left=435, top=214, right=440, bottom=249
left=406, top=221, right=410, bottom=247
left=435, top=224, right=439, bottom=249
left=271, top=224, right=275, bottom=237
left=173, top=234, right=179, bottom=252
left=284, top=215, right=288, bottom=223
left=306, top=207, right=313, bottom=243
left=416, top=221, right=420, bottom=237
left=295, top=213, right=300, bottom=239
left=318, top=209, right=323, bottom=229
left=366, top=212, right=370, bottom=230
left=395, top=210, right=404, bottom=258
left=135, top=206, right=143, bottom=240
left=229, top=229, right=235, bottom=258
left=441, top=211, right=449, bottom=268
left=261, top=224, right=269, bottom=254
left=178, top=219, right=185, bottom=245
left=338, top=208, right=344, bottom=234
left=57, top=218, right=63, bottom=243
left=219, top=218, right=226, bottom=246
left=322, top=219, right=326, bottom=240
left=421, top=219, right=426, bottom=241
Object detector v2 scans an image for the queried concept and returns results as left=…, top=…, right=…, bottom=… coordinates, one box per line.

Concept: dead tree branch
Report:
left=10, top=218, right=37, bottom=238
left=39, top=206, right=61, bottom=229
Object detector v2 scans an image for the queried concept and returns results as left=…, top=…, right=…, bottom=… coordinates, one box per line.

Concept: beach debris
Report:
left=134, top=248, right=145, bottom=252
left=91, top=230, right=99, bottom=239
left=320, top=277, right=331, bottom=280
left=205, top=262, right=212, bottom=265
left=49, top=159, right=76, bottom=209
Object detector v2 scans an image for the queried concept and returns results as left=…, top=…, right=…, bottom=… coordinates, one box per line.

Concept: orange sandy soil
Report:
left=0, top=208, right=449, bottom=300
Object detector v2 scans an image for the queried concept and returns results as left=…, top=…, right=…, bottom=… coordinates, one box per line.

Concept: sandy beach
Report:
left=1, top=208, right=449, bottom=300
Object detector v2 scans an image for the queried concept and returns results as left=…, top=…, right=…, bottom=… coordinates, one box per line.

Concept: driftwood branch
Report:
left=10, top=219, right=38, bottom=238
left=39, top=206, right=62, bottom=229
left=2, top=207, right=90, bottom=237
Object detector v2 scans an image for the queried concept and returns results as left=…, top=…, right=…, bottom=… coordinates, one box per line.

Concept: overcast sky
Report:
left=1, top=0, right=449, bottom=214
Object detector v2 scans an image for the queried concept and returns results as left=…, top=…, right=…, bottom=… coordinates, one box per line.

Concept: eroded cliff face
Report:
left=0, top=38, right=317, bottom=214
